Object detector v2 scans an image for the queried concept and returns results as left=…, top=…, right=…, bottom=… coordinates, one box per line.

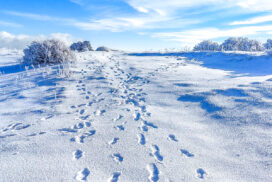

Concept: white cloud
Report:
left=0, top=31, right=79, bottom=49
left=153, top=25, right=272, bottom=47
left=126, top=0, right=272, bottom=15
left=230, top=15, right=272, bottom=25
left=0, top=20, right=22, bottom=28
left=69, top=0, right=84, bottom=5
left=4, top=11, right=74, bottom=22
left=236, top=0, right=272, bottom=11
left=72, top=15, right=196, bottom=32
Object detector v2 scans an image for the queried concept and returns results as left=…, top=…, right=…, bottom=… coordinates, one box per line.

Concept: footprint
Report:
left=11, top=123, right=31, bottom=130
left=79, top=109, right=85, bottom=115
left=147, top=163, right=159, bottom=182
left=168, top=134, right=178, bottom=142
left=112, top=153, right=123, bottom=163
left=109, top=137, right=119, bottom=145
left=85, top=130, right=96, bottom=136
left=73, top=122, right=84, bottom=130
left=58, top=128, right=77, bottom=133
left=108, top=172, right=121, bottom=182
left=80, top=115, right=90, bottom=120
left=84, top=122, right=91, bottom=127
left=180, top=149, right=194, bottom=157
left=141, top=125, right=148, bottom=132
left=75, top=130, right=96, bottom=143
left=75, top=135, right=86, bottom=144
left=116, top=125, right=124, bottom=131
left=74, top=150, right=83, bottom=160
left=75, top=168, right=90, bottom=181
left=134, top=112, right=141, bottom=121
left=144, top=121, right=158, bottom=129
left=196, top=168, right=206, bottom=179
left=0, top=134, right=16, bottom=138
left=138, top=134, right=146, bottom=145
left=151, top=145, right=163, bottom=161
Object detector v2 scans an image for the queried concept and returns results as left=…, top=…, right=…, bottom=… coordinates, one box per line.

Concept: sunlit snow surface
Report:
left=0, top=50, right=272, bottom=181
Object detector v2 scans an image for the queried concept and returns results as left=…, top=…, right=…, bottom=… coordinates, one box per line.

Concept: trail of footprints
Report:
left=57, top=56, right=207, bottom=181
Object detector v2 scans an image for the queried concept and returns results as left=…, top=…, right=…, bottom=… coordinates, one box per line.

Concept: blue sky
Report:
left=0, top=0, right=272, bottom=50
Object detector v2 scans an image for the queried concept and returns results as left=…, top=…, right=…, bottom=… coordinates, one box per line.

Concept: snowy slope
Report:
left=0, top=50, right=272, bottom=182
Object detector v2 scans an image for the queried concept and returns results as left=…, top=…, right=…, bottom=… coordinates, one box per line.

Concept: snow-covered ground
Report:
left=0, top=50, right=272, bottom=182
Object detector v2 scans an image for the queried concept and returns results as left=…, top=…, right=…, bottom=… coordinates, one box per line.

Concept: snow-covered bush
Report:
left=23, top=39, right=74, bottom=65
left=193, top=40, right=220, bottom=51
left=220, top=37, right=263, bottom=51
left=70, top=41, right=93, bottom=52
left=96, top=46, right=111, bottom=52
left=264, top=39, right=272, bottom=50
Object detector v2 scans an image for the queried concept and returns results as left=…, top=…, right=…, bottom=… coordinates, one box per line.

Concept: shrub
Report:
left=193, top=40, right=220, bottom=51
left=264, top=39, right=272, bottom=50
left=70, top=41, right=93, bottom=52
left=220, top=37, right=263, bottom=51
left=96, top=46, right=111, bottom=52
left=23, top=39, right=74, bottom=65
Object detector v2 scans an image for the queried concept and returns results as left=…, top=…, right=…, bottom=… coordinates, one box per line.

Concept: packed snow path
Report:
left=0, top=51, right=272, bottom=181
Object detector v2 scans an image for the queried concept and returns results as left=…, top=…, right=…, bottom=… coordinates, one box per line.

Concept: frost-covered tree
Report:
left=220, top=37, right=263, bottom=51
left=70, top=41, right=93, bottom=52
left=193, top=40, right=220, bottom=51
left=264, top=39, right=272, bottom=50
left=96, top=46, right=111, bottom=52
left=23, top=39, right=74, bottom=65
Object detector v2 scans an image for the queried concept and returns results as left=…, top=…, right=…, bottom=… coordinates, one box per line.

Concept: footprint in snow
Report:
left=109, top=137, right=119, bottom=145
left=73, top=149, right=83, bottom=160
left=180, top=148, right=194, bottom=157
left=116, top=125, right=124, bottom=131
left=138, top=134, right=146, bottom=145
left=73, top=122, right=84, bottom=130
left=75, top=168, right=90, bottom=181
left=151, top=145, right=163, bottom=162
left=79, top=109, right=85, bottom=115
left=108, top=172, right=121, bottom=182
left=72, top=130, right=96, bottom=143
left=9, top=123, right=31, bottom=131
left=196, top=168, right=206, bottom=179
left=168, top=134, right=178, bottom=142
left=147, top=163, right=159, bottom=182
left=112, top=153, right=123, bottom=163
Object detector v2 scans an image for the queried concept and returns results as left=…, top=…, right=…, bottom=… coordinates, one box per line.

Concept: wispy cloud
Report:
left=4, top=10, right=199, bottom=32
left=153, top=25, right=272, bottom=46
left=0, top=20, right=22, bottom=27
left=230, top=15, right=272, bottom=25
left=4, top=10, right=74, bottom=22
left=69, top=0, right=84, bottom=6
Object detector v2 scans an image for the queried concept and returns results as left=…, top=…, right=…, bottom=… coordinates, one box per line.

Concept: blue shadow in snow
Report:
left=215, top=88, right=248, bottom=97
left=177, top=94, right=222, bottom=113
left=128, top=52, right=272, bottom=76
left=0, top=64, right=25, bottom=74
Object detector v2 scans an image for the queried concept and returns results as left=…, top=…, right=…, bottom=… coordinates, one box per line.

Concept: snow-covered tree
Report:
left=220, top=37, right=263, bottom=51
left=264, top=39, right=272, bottom=50
left=23, top=39, right=74, bottom=65
left=96, top=46, right=111, bottom=52
left=70, top=41, right=93, bottom=52
left=193, top=40, right=220, bottom=51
